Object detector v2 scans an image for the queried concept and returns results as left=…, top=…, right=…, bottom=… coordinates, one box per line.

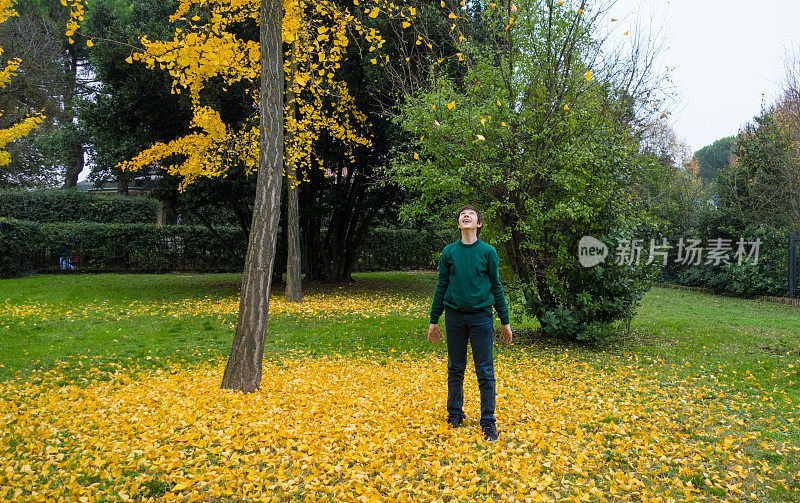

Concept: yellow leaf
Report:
left=413, top=153, right=419, bottom=160
left=370, top=58, right=377, bottom=64
left=480, top=117, right=486, bottom=124
left=511, top=3, right=517, bottom=11
left=584, top=70, right=592, bottom=81
left=125, top=56, right=133, bottom=64
left=173, top=482, right=189, bottom=491
left=402, top=21, right=410, bottom=28
left=497, top=99, right=501, bottom=106
left=409, top=7, right=416, bottom=15
left=191, top=15, right=201, bottom=21
left=446, top=101, right=455, bottom=110
left=440, top=0, right=445, bottom=7
left=624, top=31, right=629, bottom=35
left=369, top=7, right=379, bottom=18
left=68, top=38, right=74, bottom=44
left=449, top=11, right=456, bottom=18
left=557, top=0, right=564, bottom=5
left=86, top=39, right=94, bottom=47
left=563, top=104, right=569, bottom=111
left=612, top=17, right=618, bottom=21
left=476, top=134, right=485, bottom=141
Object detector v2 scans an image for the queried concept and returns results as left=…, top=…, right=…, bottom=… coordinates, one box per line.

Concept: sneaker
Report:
left=482, top=423, right=499, bottom=442
left=447, top=415, right=464, bottom=428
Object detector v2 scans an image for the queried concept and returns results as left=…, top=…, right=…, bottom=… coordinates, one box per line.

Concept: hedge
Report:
left=0, top=220, right=448, bottom=278
left=0, top=218, right=43, bottom=278
left=0, top=218, right=247, bottom=277
left=658, top=224, right=789, bottom=297
left=0, top=188, right=158, bottom=224
left=356, top=228, right=456, bottom=271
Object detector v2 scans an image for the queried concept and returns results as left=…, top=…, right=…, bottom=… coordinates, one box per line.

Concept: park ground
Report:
left=1, top=272, right=799, bottom=502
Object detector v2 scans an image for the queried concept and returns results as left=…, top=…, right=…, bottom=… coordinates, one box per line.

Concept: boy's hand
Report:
left=428, top=323, right=443, bottom=343
left=500, top=324, right=513, bottom=344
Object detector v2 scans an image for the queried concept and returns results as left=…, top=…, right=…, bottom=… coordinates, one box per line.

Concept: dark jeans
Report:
left=444, top=308, right=496, bottom=428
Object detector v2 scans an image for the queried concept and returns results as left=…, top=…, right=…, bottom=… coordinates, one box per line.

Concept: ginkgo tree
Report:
left=63, top=0, right=432, bottom=391
left=0, top=0, right=45, bottom=166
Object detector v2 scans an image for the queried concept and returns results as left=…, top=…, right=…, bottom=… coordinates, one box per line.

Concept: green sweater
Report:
left=429, top=238, right=510, bottom=325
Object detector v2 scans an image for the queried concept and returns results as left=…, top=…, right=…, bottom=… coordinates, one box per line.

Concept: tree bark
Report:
left=221, top=0, right=283, bottom=393
left=62, top=52, right=83, bottom=189
left=285, top=39, right=303, bottom=302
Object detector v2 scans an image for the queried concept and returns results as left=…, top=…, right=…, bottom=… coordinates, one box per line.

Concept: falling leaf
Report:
left=476, top=134, right=485, bottom=141
left=446, top=101, right=455, bottom=110
left=584, top=70, right=592, bottom=81
left=413, top=153, right=419, bottom=160
left=563, top=104, right=569, bottom=111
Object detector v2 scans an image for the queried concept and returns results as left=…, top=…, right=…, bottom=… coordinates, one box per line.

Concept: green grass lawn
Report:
left=1, top=271, right=798, bottom=393
left=1, top=271, right=799, bottom=501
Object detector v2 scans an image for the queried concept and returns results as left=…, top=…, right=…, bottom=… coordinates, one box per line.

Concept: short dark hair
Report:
left=456, top=205, right=484, bottom=236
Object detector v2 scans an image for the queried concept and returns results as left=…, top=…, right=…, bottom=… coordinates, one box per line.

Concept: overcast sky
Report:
left=607, top=0, right=800, bottom=153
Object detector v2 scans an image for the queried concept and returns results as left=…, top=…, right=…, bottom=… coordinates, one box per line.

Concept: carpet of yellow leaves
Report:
left=0, top=292, right=427, bottom=323
left=2, top=351, right=798, bottom=502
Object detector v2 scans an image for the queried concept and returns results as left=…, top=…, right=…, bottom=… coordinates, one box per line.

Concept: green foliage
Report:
left=694, top=136, right=735, bottom=185
left=0, top=188, right=157, bottom=224
left=718, top=110, right=793, bottom=229
left=659, top=208, right=788, bottom=297
left=388, top=0, right=663, bottom=342
left=357, top=228, right=456, bottom=271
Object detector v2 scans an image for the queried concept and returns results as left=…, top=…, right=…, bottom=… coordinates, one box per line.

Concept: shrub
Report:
left=0, top=188, right=157, bottom=224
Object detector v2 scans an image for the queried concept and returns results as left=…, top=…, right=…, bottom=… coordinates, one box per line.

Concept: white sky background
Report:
left=605, top=0, right=800, bottom=153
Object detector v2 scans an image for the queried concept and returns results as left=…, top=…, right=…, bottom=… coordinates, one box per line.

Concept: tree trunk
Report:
left=62, top=52, right=82, bottom=189
left=220, top=0, right=283, bottom=393
left=285, top=38, right=303, bottom=302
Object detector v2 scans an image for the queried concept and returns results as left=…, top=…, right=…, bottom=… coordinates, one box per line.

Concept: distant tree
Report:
left=0, top=0, right=92, bottom=189
left=694, top=136, right=734, bottom=185
left=718, top=108, right=792, bottom=229
left=79, top=0, right=194, bottom=195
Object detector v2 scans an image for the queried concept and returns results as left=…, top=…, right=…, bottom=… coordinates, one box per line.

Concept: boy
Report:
left=428, top=205, right=513, bottom=442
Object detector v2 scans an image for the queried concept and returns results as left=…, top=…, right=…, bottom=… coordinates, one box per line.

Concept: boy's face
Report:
left=458, top=209, right=482, bottom=232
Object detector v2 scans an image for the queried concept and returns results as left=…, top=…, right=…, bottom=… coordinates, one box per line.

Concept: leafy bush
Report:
left=0, top=188, right=158, bottom=224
